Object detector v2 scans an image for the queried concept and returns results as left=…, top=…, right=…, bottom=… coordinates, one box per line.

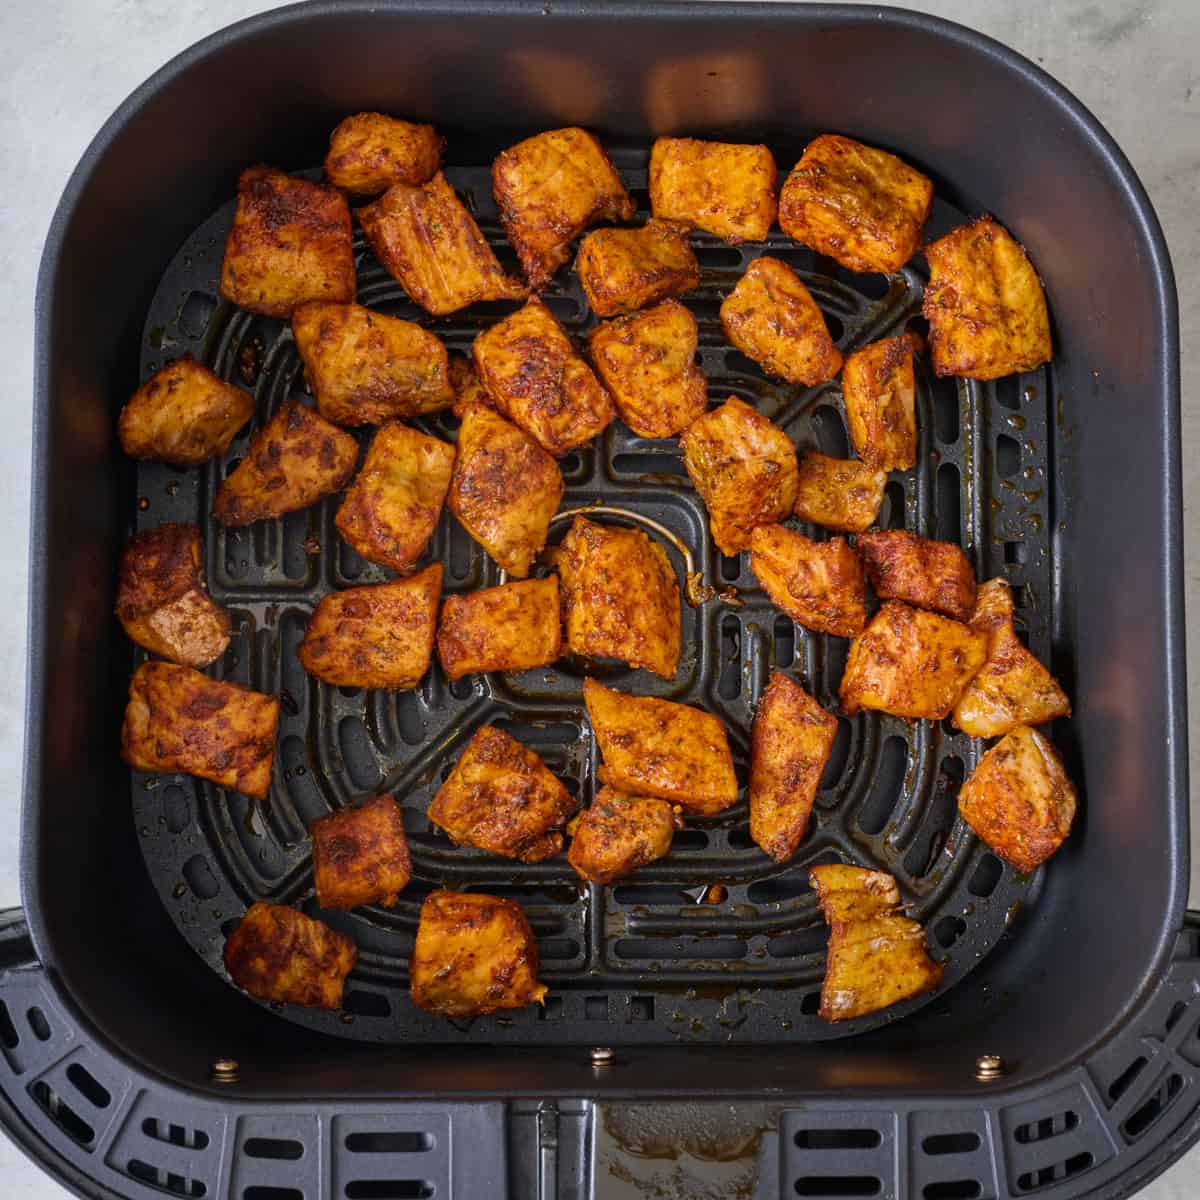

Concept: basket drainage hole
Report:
left=857, top=735, right=907, bottom=835
left=1122, top=1071, right=1185, bottom=1140
left=996, top=434, right=1021, bottom=478
left=179, top=292, right=217, bottom=339
left=1004, top=541, right=1027, bottom=566
left=344, top=990, right=391, bottom=1018
left=244, top=1137, right=303, bottom=1160
left=967, top=854, right=1003, bottom=898
left=1016, top=1152, right=1093, bottom=1193
left=538, top=995, right=564, bottom=1021
left=801, top=993, right=821, bottom=1016
left=31, top=1080, right=93, bottom=1147
left=27, top=1006, right=51, bottom=1042
left=143, top=1118, right=210, bottom=1150
left=585, top=996, right=609, bottom=1020
left=923, top=1183, right=980, bottom=1200
left=346, top=1131, right=434, bottom=1154
left=0, top=999, right=18, bottom=1050
left=794, top=1129, right=882, bottom=1150
left=344, top=1184, right=434, bottom=1200
left=242, top=1189, right=302, bottom=1200
left=1108, top=1055, right=1148, bottom=1102
left=183, top=855, right=221, bottom=901
left=933, top=915, right=966, bottom=949
left=66, top=1062, right=111, bottom=1108
left=130, top=1159, right=206, bottom=1197
left=922, top=1132, right=980, bottom=1156
left=1014, top=1111, right=1077, bottom=1145
left=795, top=1177, right=880, bottom=1197
left=629, top=995, right=654, bottom=1022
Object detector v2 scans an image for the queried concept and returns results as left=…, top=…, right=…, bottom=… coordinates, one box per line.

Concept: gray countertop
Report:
left=0, top=1, right=1196, bottom=1196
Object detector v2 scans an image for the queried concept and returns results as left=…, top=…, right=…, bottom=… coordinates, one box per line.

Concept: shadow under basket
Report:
left=16, top=3, right=1187, bottom=1198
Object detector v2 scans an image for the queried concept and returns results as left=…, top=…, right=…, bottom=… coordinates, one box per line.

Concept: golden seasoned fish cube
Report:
left=334, top=422, right=455, bottom=573
left=427, top=724, right=577, bottom=862
left=720, top=257, right=842, bottom=385
left=923, top=217, right=1052, bottom=380
left=810, top=863, right=943, bottom=1022
left=952, top=579, right=1070, bottom=737
left=119, top=356, right=254, bottom=465
left=680, top=396, right=798, bottom=556
left=575, top=219, right=700, bottom=318
left=558, top=516, right=680, bottom=679
left=779, top=134, right=933, bottom=275
left=358, top=173, right=527, bottom=316
left=213, top=400, right=358, bottom=527
left=750, top=672, right=838, bottom=862
left=448, top=404, right=564, bottom=578
left=839, top=600, right=987, bottom=720
left=292, top=301, right=453, bottom=426
left=121, top=661, right=279, bottom=800
left=410, top=890, right=547, bottom=1018
left=311, top=795, right=412, bottom=910
left=749, top=524, right=866, bottom=638
left=117, top=523, right=231, bottom=668
left=493, top=126, right=635, bottom=289
left=472, top=295, right=615, bottom=455
left=567, top=788, right=681, bottom=884
left=857, top=529, right=977, bottom=622
left=436, top=576, right=562, bottom=682
left=649, top=137, right=778, bottom=243
left=220, top=166, right=355, bottom=318
left=224, top=902, right=356, bottom=1010
left=842, top=332, right=923, bottom=471
left=958, top=724, right=1077, bottom=872
left=448, top=354, right=492, bottom=417
left=584, top=677, right=737, bottom=815
left=793, top=452, right=887, bottom=534
left=588, top=299, right=707, bottom=438
left=298, top=565, right=441, bottom=689
left=324, top=112, right=443, bottom=193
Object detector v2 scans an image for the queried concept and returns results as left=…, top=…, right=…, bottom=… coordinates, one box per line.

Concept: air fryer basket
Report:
left=11, top=3, right=1187, bottom=1199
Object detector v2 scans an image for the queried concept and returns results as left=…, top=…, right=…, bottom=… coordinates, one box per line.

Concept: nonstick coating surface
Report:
left=130, top=151, right=1054, bottom=1043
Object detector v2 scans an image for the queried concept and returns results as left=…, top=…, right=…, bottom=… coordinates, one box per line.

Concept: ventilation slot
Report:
left=904, top=756, right=963, bottom=877
left=346, top=1131, right=434, bottom=1154
left=936, top=462, right=962, bottom=543
left=932, top=377, right=960, bottom=444
left=1016, top=1152, right=1093, bottom=1193
left=27, top=1006, right=51, bottom=1041
left=30, top=1080, right=93, bottom=1146
left=66, top=1062, right=111, bottom=1108
left=718, top=615, right=741, bottom=699
left=820, top=718, right=852, bottom=791
left=933, top=915, right=966, bottom=949
left=922, top=1132, right=980, bottom=1156
left=344, top=1184, right=434, bottom=1199
left=774, top=616, right=795, bottom=667
left=339, top=717, right=383, bottom=790
left=143, top=1118, right=211, bottom=1150
left=611, top=452, right=686, bottom=478
left=858, top=736, right=907, bottom=835
left=794, top=1176, right=881, bottom=1196
left=1122, top=1072, right=1185, bottom=1140
left=244, top=1137, right=304, bottom=1160
left=629, top=996, right=654, bottom=1022
left=183, top=855, right=220, bottom=901
left=344, top=991, right=391, bottom=1018
left=1166, top=1000, right=1189, bottom=1032
left=923, top=1183, right=980, bottom=1200
left=1013, top=1111, right=1078, bottom=1145
left=243, top=1189, right=303, bottom=1200
left=967, top=854, right=1003, bottom=898
left=0, top=999, right=18, bottom=1050
left=129, top=1159, right=207, bottom=1197
left=1108, top=1056, right=1148, bottom=1102
left=812, top=405, right=849, bottom=459
left=883, top=480, right=907, bottom=530
left=794, top=1129, right=882, bottom=1150
left=538, top=996, right=564, bottom=1021
left=748, top=876, right=813, bottom=905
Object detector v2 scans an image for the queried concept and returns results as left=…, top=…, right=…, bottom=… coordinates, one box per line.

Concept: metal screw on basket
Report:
left=590, top=1046, right=615, bottom=1067
left=210, top=1058, right=240, bottom=1084
left=975, top=1054, right=1006, bottom=1081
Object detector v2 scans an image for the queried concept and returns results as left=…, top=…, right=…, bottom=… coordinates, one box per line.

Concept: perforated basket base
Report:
left=130, top=152, right=1056, bottom=1044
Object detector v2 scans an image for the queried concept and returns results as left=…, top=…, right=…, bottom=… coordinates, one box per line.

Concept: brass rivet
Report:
left=211, top=1058, right=240, bottom=1084
left=976, top=1054, right=1006, bottom=1081
left=590, top=1046, right=614, bottom=1067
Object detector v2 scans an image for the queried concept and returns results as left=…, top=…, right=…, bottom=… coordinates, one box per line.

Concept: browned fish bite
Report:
left=427, top=724, right=578, bottom=862
left=680, top=397, right=799, bottom=556
left=334, top=422, right=455, bottom=573
left=436, top=576, right=562, bottom=681
left=839, top=600, right=987, bottom=721
left=472, top=295, right=615, bottom=455
left=493, top=126, right=635, bottom=289
left=448, top=354, right=493, bottom=417
left=121, top=661, right=279, bottom=800
left=648, top=137, right=778, bottom=243
left=958, top=724, right=1077, bottom=872
left=842, top=332, right=923, bottom=471
left=213, top=400, right=359, bottom=527
left=567, top=788, right=681, bottom=884
left=793, top=452, right=888, bottom=534
left=923, top=216, right=1052, bottom=380
left=575, top=219, right=700, bottom=317
left=358, top=173, right=527, bottom=316
left=810, top=864, right=943, bottom=1022
left=292, top=301, right=453, bottom=425
left=779, top=134, right=933, bottom=275
left=749, top=524, right=866, bottom=638
left=856, top=529, right=977, bottom=622
left=558, top=516, right=681, bottom=679
left=410, top=890, right=547, bottom=1018
left=298, top=565, right=441, bottom=689
left=223, top=902, right=356, bottom=1010
left=119, top=356, right=254, bottom=465
left=220, top=166, right=355, bottom=318
left=953, top=579, right=1070, bottom=737
left=311, top=795, right=412, bottom=910
left=448, top=404, right=564, bottom=578
left=720, top=257, right=842, bottom=386
left=324, top=112, right=443, bottom=194
left=750, top=672, right=839, bottom=862
left=116, top=523, right=232, bottom=668
left=583, top=678, right=738, bottom=815
left=588, top=299, right=707, bottom=438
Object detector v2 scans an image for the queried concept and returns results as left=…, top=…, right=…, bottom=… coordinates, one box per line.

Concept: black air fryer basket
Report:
left=9, top=3, right=1189, bottom=1198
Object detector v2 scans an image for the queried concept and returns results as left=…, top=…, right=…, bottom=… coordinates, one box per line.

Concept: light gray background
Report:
left=0, top=0, right=1196, bottom=1196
